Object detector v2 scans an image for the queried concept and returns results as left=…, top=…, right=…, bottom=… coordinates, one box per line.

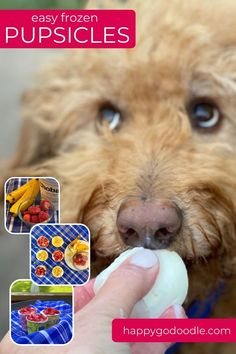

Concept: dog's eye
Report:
left=97, top=106, right=121, bottom=131
left=189, top=101, right=221, bottom=129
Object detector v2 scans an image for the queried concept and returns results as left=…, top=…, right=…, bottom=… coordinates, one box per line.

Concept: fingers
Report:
left=72, top=249, right=159, bottom=354
left=160, top=304, right=187, bottom=319
left=95, top=248, right=159, bottom=317
left=74, top=279, right=95, bottom=312
left=132, top=342, right=170, bottom=354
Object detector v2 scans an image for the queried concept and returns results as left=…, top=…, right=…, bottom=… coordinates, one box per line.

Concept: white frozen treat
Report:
left=94, top=247, right=188, bottom=318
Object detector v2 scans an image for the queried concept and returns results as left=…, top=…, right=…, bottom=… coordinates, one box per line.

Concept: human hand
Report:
left=73, top=248, right=186, bottom=354
left=0, top=248, right=186, bottom=354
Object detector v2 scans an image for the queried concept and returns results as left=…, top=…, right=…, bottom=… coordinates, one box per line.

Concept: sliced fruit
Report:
left=42, top=308, right=60, bottom=316
left=65, top=240, right=89, bottom=271
left=36, top=250, right=48, bottom=261
left=52, top=236, right=64, bottom=248
left=10, top=179, right=40, bottom=217
left=37, top=236, right=49, bottom=248
left=27, top=313, right=48, bottom=322
left=6, top=179, right=35, bottom=204
left=19, top=307, right=36, bottom=315
left=52, top=250, right=64, bottom=262
left=52, top=266, right=64, bottom=278
left=35, top=265, right=46, bottom=277
left=69, top=239, right=89, bottom=253
left=73, top=253, right=88, bottom=267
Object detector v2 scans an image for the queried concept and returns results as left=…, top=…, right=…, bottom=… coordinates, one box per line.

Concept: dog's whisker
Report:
left=189, top=229, right=197, bottom=262
left=199, top=255, right=209, bottom=265
left=194, top=223, right=215, bottom=249
left=199, top=204, right=223, bottom=245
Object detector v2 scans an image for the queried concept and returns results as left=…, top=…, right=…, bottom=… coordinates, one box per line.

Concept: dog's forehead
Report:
left=85, top=48, right=235, bottom=113
left=100, top=0, right=236, bottom=97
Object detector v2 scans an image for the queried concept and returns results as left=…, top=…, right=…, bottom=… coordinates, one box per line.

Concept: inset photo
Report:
left=10, top=279, right=73, bottom=345
left=31, top=224, right=90, bottom=285
left=5, top=177, right=60, bottom=234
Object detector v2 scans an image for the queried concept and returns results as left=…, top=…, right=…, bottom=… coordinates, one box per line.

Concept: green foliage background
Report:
left=11, top=280, right=72, bottom=293
left=0, top=0, right=87, bottom=9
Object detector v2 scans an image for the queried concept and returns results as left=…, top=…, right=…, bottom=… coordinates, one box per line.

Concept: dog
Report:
left=4, top=0, right=236, bottom=353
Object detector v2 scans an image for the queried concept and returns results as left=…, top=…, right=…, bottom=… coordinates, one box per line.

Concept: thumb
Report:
left=95, top=248, right=159, bottom=317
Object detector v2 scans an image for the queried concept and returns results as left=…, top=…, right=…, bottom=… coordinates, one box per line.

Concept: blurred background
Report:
left=11, top=280, right=72, bottom=305
left=0, top=0, right=88, bottom=342
left=0, top=0, right=85, bottom=342
left=0, top=49, right=62, bottom=340
left=0, top=0, right=123, bottom=341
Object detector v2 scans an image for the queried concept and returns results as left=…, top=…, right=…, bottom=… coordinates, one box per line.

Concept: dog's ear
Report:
left=0, top=85, right=55, bottom=194
left=9, top=86, right=59, bottom=171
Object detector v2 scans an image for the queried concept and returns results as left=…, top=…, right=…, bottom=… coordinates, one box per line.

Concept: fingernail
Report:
left=130, top=249, right=158, bottom=268
left=173, top=304, right=187, bottom=318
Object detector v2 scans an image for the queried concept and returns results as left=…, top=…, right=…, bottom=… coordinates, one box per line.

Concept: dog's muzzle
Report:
left=117, top=198, right=182, bottom=249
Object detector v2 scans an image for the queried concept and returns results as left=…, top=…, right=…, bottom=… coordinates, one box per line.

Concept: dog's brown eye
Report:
left=189, top=101, right=221, bottom=129
left=97, top=106, right=121, bottom=131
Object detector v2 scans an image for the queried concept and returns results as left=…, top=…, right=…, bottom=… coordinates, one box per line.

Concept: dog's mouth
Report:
left=89, top=210, right=218, bottom=272
left=84, top=184, right=234, bottom=277
left=120, top=244, right=193, bottom=267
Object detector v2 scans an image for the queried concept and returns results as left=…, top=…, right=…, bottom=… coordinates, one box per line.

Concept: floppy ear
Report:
left=10, top=88, right=58, bottom=170
left=8, top=56, right=85, bottom=173
left=9, top=0, right=133, bottom=172
left=0, top=84, right=53, bottom=197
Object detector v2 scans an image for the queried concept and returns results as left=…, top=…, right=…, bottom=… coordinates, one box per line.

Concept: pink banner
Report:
left=0, top=10, right=135, bottom=48
left=112, top=318, right=236, bottom=342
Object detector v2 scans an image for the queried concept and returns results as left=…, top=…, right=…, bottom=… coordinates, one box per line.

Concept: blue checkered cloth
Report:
left=11, top=300, right=72, bottom=344
left=5, top=177, right=59, bottom=234
left=31, top=224, right=90, bottom=285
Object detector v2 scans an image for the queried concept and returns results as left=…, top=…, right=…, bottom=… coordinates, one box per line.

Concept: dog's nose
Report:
left=117, top=199, right=182, bottom=249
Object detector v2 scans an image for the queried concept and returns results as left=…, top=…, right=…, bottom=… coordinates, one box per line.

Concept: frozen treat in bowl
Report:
left=41, top=307, right=60, bottom=328
left=18, top=307, right=36, bottom=332
left=27, top=313, right=48, bottom=334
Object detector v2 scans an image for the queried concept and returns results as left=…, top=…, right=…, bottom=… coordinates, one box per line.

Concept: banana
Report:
left=10, top=179, right=40, bottom=217
left=6, top=179, right=35, bottom=204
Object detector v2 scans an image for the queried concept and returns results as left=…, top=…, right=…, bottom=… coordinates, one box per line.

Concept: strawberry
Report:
left=31, top=215, right=39, bottom=223
left=40, top=200, right=52, bottom=211
left=43, top=308, right=60, bottom=316
left=28, top=205, right=41, bottom=215
left=38, top=211, right=50, bottom=223
left=23, top=213, right=31, bottom=223
left=27, top=313, right=47, bottom=322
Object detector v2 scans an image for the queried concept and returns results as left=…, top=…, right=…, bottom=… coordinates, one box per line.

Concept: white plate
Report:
left=65, top=239, right=89, bottom=271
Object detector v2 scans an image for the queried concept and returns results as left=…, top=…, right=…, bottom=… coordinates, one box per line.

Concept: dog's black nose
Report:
left=117, top=199, right=182, bottom=249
